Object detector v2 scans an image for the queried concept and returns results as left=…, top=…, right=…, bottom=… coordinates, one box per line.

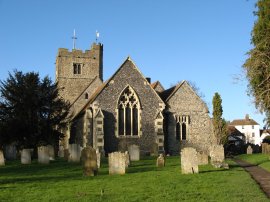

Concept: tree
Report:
left=212, top=92, right=227, bottom=145
left=243, top=0, right=270, bottom=126
left=0, top=70, right=70, bottom=149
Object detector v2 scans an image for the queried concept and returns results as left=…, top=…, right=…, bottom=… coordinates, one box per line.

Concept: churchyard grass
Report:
left=0, top=156, right=268, bottom=201
left=237, top=153, right=270, bottom=172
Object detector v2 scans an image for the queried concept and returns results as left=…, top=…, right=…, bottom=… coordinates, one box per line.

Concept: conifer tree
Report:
left=243, top=0, right=270, bottom=126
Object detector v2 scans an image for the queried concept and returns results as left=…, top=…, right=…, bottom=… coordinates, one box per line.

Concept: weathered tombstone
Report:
left=210, top=145, right=225, bottom=168
left=48, top=145, right=55, bottom=160
left=0, top=150, right=5, bottom=166
left=58, top=145, right=64, bottom=158
left=267, top=144, right=270, bottom=154
left=21, top=149, right=31, bottom=164
left=68, top=144, right=82, bottom=162
left=81, top=146, right=98, bottom=176
left=197, top=151, right=208, bottom=165
left=38, top=146, right=50, bottom=164
left=247, top=145, right=253, bottom=155
left=96, top=150, right=101, bottom=169
left=4, top=144, right=17, bottom=160
left=262, top=143, right=267, bottom=154
left=128, top=144, right=140, bottom=161
left=156, top=154, right=165, bottom=167
left=109, top=152, right=126, bottom=175
left=124, top=151, right=130, bottom=168
left=181, top=147, right=198, bottom=174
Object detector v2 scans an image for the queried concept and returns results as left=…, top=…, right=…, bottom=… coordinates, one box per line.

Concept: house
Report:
left=229, top=114, right=260, bottom=145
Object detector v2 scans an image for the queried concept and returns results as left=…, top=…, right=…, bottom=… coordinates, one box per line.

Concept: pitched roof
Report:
left=227, top=125, right=244, bottom=136
left=159, top=81, right=185, bottom=102
left=72, top=57, right=165, bottom=120
left=230, top=118, right=259, bottom=126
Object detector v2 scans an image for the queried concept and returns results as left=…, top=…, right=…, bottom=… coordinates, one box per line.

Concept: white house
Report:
left=229, top=114, right=261, bottom=145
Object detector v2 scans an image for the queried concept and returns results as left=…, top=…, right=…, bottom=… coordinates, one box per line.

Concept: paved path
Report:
left=234, top=159, right=270, bottom=198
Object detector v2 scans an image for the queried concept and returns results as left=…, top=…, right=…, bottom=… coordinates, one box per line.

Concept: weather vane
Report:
left=72, top=29, right=77, bottom=49
left=96, top=30, right=100, bottom=43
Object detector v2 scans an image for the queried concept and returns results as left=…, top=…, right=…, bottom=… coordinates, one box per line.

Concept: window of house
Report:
left=242, top=125, right=244, bottom=129
left=118, top=86, right=140, bottom=136
left=252, top=132, right=255, bottom=137
left=73, top=63, right=81, bottom=74
left=252, top=125, right=254, bottom=129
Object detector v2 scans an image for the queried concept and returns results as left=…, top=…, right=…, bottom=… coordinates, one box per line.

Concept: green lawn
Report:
left=237, top=153, right=270, bottom=172
left=0, top=156, right=268, bottom=202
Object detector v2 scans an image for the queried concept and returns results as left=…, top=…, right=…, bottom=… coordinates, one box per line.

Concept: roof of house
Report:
left=151, top=81, right=164, bottom=91
left=230, top=119, right=259, bottom=126
left=227, top=125, right=244, bottom=136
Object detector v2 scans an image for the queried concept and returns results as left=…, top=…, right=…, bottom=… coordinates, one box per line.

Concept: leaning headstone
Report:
left=81, top=146, right=98, bottom=176
left=68, top=144, right=82, bottom=162
left=48, top=145, right=55, bottom=160
left=58, top=145, right=64, bottom=157
left=197, top=151, right=208, bottom=165
left=96, top=150, right=101, bottom=169
left=181, top=147, right=198, bottom=174
left=4, top=145, right=17, bottom=160
left=247, top=145, right=253, bottom=155
left=128, top=144, right=140, bottom=161
left=124, top=151, right=130, bottom=168
left=38, top=146, right=50, bottom=164
left=109, top=152, right=126, bottom=175
left=210, top=145, right=224, bottom=168
left=156, top=154, right=165, bottom=167
left=21, top=149, right=31, bottom=164
left=0, top=150, right=5, bottom=166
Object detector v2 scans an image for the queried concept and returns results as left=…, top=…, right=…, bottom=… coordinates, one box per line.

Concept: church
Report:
left=56, top=42, right=215, bottom=156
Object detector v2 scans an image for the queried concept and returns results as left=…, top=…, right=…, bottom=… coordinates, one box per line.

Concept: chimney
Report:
left=245, top=114, right=249, bottom=120
left=146, top=77, right=151, bottom=83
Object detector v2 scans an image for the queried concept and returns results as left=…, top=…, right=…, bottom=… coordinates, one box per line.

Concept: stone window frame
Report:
left=175, top=115, right=190, bottom=141
left=115, top=85, right=142, bottom=138
left=73, top=63, right=82, bottom=74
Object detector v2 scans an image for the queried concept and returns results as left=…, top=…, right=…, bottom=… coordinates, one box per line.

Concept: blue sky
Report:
left=0, top=0, right=265, bottom=126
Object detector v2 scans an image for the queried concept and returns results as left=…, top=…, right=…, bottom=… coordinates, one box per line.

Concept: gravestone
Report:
left=197, top=151, right=208, bottom=165
left=0, top=150, right=5, bottom=166
left=58, top=145, right=64, bottom=157
left=48, top=145, right=55, bottom=160
left=128, top=144, right=140, bottom=161
left=156, top=154, right=165, bottom=167
left=210, top=145, right=224, bottom=168
left=21, top=149, right=31, bottom=164
left=96, top=150, right=101, bottom=169
left=81, top=146, right=98, bottom=176
left=262, top=143, right=270, bottom=154
left=38, top=146, right=50, bottom=164
left=247, top=145, right=253, bottom=155
left=125, top=151, right=130, bottom=168
left=4, top=145, right=17, bottom=160
left=109, top=152, right=126, bottom=175
left=181, top=147, right=198, bottom=174
left=68, top=144, right=82, bottom=162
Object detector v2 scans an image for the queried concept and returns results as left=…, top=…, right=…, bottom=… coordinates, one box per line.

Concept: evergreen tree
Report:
left=212, top=92, right=227, bottom=144
left=243, top=0, right=270, bottom=126
left=0, top=70, right=70, bottom=149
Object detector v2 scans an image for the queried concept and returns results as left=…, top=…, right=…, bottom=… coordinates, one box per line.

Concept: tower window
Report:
left=118, top=86, right=140, bottom=136
left=73, top=63, right=81, bottom=74
left=85, top=93, right=89, bottom=99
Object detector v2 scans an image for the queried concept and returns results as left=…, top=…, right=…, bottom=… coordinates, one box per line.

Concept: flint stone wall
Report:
left=181, top=147, right=198, bottom=174
left=165, top=81, right=215, bottom=155
left=109, top=152, right=126, bottom=175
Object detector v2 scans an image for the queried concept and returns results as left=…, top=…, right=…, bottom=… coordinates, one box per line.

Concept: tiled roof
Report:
left=159, top=81, right=185, bottom=102
left=230, top=119, right=259, bottom=126
left=227, top=125, right=244, bottom=136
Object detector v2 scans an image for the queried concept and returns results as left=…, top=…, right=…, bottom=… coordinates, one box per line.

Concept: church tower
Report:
left=56, top=43, right=103, bottom=104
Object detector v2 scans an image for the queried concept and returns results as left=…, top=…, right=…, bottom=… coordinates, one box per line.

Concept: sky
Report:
left=0, top=0, right=266, bottom=126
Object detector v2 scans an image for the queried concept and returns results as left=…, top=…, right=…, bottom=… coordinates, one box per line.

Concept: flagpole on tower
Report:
left=72, top=29, right=77, bottom=49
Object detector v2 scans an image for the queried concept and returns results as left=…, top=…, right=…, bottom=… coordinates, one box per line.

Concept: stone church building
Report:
left=56, top=42, right=215, bottom=156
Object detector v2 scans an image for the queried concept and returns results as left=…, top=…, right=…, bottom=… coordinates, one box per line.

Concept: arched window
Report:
left=118, top=86, right=140, bottom=136
left=85, top=93, right=89, bottom=99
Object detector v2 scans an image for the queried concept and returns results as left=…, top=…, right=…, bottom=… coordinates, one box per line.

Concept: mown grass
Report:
left=237, top=153, right=270, bottom=172
left=0, top=156, right=268, bottom=202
